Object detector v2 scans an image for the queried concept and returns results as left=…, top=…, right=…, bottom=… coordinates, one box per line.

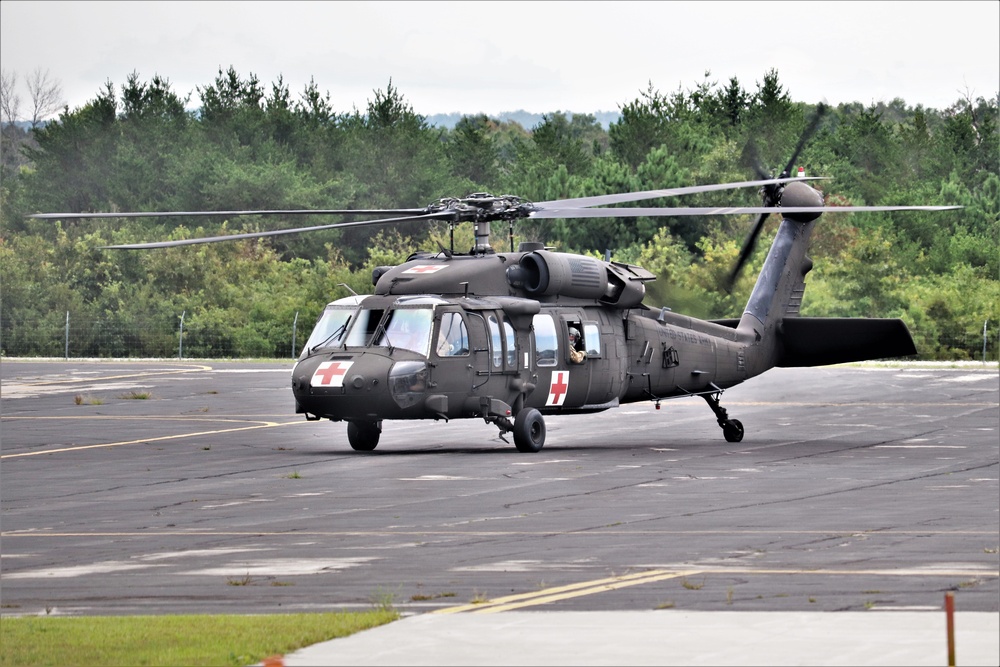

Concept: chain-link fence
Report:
left=1, top=312, right=997, bottom=362
left=1, top=312, right=306, bottom=360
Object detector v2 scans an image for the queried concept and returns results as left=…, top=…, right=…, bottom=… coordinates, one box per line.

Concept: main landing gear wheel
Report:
left=513, top=408, right=545, bottom=453
left=347, top=420, right=381, bottom=451
left=722, top=419, right=744, bottom=443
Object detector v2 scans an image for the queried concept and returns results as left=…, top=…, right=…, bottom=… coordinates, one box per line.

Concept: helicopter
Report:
left=31, top=131, right=960, bottom=453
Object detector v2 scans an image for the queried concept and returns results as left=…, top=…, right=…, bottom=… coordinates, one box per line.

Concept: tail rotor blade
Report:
left=727, top=103, right=828, bottom=291
left=726, top=212, right=768, bottom=292
left=740, top=140, right=770, bottom=180
left=781, top=102, right=827, bottom=177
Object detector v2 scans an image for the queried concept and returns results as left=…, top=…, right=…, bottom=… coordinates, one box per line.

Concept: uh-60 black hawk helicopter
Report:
left=33, top=126, right=959, bottom=453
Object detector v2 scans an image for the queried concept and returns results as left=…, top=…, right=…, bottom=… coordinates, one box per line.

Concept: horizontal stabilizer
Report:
left=777, top=318, right=917, bottom=367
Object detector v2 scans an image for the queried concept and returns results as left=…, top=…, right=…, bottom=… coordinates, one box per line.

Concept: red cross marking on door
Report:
left=546, top=371, right=570, bottom=406
left=312, top=361, right=352, bottom=387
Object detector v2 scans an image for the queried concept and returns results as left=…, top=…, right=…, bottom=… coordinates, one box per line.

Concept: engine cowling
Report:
left=508, top=250, right=647, bottom=308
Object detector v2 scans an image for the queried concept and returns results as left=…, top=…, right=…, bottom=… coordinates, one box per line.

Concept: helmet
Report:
left=568, top=327, right=580, bottom=340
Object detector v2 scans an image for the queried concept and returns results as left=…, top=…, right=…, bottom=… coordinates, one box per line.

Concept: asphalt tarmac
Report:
left=2, top=359, right=998, bottom=665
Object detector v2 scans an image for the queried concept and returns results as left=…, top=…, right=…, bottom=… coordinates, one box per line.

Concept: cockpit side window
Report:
left=532, top=314, right=557, bottom=367
left=503, top=317, right=517, bottom=368
left=436, top=312, right=469, bottom=357
left=376, top=307, right=433, bottom=356
left=487, top=314, right=503, bottom=368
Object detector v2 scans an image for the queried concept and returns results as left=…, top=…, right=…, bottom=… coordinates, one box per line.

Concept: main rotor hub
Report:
left=429, top=193, right=536, bottom=223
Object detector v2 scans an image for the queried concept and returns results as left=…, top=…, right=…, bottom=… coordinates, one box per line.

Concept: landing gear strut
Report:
left=702, top=391, right=744, bottom=443
left=489, top=407, right=546, bottom=453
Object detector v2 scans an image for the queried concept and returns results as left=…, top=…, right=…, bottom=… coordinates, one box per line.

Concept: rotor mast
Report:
left=434, top=193, right=534, bottom=255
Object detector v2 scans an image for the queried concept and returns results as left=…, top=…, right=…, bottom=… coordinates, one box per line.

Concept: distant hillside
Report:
left=426, top=110, right=622, bottom=130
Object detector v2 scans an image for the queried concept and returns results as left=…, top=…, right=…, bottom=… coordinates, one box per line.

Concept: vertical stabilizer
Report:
left=737, top=216, right=816, bottom=376
left=736, top=189, right=822, bottom=377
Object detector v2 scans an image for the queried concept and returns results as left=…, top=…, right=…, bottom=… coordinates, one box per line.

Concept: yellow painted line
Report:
left=7, top=364, right=214, bottom=387
left=433, top=569, right=695, bottom=614
left=0, top=419, right=308, bottom=459
left=471, top=570, right=704, bottom=614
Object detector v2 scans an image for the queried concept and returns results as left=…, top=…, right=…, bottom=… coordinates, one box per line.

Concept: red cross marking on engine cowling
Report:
left=312, top=361, right=352, bottom=387
left=402, top=265, right=446, bottom=274
left=546, top=371, right=570, bottom=406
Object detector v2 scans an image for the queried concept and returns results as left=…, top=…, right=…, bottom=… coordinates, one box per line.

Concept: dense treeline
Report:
left=1, top=68, right=997, bottom=359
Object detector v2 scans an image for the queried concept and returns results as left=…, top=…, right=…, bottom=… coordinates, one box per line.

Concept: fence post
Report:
left=292, top=311, right=299, bottom=359
left=64, top=311, right=70, bottom=360
left=983, top=320, right=989, bottom=364
left=178, top=311, right=186, bottom=360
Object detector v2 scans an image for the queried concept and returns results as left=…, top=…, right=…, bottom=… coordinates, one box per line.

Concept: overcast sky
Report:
left=2, top=0, right=998, bottom=120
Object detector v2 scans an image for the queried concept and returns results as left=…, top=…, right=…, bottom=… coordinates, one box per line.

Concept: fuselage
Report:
left=291, top=289, right=752, bottom=425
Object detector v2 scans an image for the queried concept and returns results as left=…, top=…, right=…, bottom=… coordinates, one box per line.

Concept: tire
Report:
left=723, top=419, right=744, bottom=443
left=513, top=408, right=545, bottom=453
left=347, top=421, right=381, bottom=451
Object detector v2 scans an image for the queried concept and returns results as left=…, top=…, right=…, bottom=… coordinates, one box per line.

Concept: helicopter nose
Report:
left=292, top=355, right=434, bottom=420
left=293, top=356, right=383, bottom=392
left=292, top=354, right=394, bottom=419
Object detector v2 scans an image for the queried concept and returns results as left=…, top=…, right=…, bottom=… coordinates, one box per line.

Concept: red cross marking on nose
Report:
left=403, top=265, right=446, bottom=274
left=547, top=371, right=569, bottom=406
left=312, top=361, right=352, bottom=387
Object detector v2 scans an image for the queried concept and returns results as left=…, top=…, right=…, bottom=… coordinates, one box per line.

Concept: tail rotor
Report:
left=725, top=103, right=828, bottom=292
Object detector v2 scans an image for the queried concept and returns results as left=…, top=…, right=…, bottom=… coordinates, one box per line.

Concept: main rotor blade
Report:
left=533, top=177, right=827, bottom=209
left=528, top=205, right=959, bottom=219
left=100, top=212, right=445, bottom=249
left=31, top=208, right=430, bottom=220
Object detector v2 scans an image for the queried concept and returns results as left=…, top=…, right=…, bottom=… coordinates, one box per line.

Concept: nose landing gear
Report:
left=347, top=420, right=382, bottom=451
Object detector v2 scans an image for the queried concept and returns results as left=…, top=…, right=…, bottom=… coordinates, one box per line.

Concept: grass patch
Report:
left=118, top=390, right=153, bottom=399
left=0, top=610, right=399, bottom=667
left=73, top=394, right=104, bottom=405
left=226, top=572, right=255, bottom=587
left=410, top=592, right=456, bottom=602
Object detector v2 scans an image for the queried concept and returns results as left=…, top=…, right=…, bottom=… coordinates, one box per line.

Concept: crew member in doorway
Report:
left=568, top=327, right=587, bottom=364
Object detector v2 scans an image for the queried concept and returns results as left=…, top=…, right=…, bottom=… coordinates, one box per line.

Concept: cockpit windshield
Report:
left=301, top=298, right=364, bottom=357
left=301, top=297, right=441, bottom=359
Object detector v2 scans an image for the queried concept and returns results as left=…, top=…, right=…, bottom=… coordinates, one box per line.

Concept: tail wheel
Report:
left=347, top=421, right=381, bottom=451
left=513, top=408, right=545, bottom=452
